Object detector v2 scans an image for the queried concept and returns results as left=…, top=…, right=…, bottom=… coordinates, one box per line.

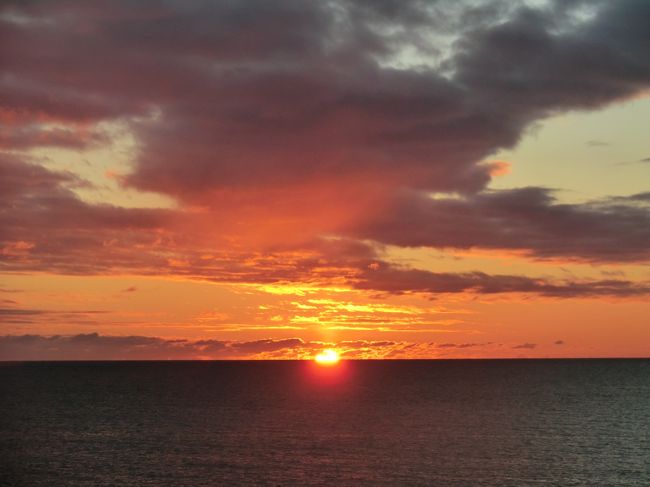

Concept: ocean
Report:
left=1, top=359, right=649, bottom=486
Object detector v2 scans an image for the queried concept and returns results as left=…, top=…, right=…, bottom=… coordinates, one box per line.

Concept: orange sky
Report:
left=1, top=0, right=649, bottom=360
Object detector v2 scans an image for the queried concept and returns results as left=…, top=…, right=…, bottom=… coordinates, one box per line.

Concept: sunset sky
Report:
left=1, top=0, right=649, bottom=360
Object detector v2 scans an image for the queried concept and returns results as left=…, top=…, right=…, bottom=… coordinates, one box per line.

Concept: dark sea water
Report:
left=1, top=360, right=649, bottom=486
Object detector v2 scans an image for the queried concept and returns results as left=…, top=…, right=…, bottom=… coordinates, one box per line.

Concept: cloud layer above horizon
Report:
left=0, top=333, right=555, bottom=361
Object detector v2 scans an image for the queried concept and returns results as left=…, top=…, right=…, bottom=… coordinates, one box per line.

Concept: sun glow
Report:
left=314, top=349, right=340, bottom=365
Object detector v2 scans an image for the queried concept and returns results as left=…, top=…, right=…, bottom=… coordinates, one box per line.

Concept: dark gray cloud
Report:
left=512, top=342, right=537, bottom=350
left=3, top=0, right=649, bottom=197
left=453, top=0, right=650, bottom=121
left=350, top=187, right=650, bottom=262
left=354, top=263, right=650, bottom=298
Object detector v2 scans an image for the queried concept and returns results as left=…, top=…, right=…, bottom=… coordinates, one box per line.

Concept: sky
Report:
left=1, top=0, right=649, bottom=360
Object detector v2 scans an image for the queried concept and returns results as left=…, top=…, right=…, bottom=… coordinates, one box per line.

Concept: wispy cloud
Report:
left=0, top=333, right=541, bottom=360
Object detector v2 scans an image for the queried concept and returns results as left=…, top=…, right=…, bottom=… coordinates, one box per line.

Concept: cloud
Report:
left=355, top=263, right=650, bottom=298
left=2, top=156, right=650, bottom=300
left=0, top=287, right=22, bottom=294
left=0, top=333, right=395, bottom=360
left=1, top=0, right=497, bottom=195
left=4, top=153, right=650, bottom=302
left=453, top=1, right=650, bottom=119
left=0, top=305, right=111, bottom=326
left=3, top=0, right=649, bottom=198
left=0, top=154, right=176, bottom=274
left=0, top=123, right=109, bottom=151
left=0, top=308, right=45, bottom=316
left=512, top=343, right=537, bottom=350
left=121, top=0, right=650, bottom=201
left=0, top=333, right=541, bottom=360
left=554, top=340, right=565, bottom=346
left=350, top=187, right=650, bottom=262
left=586, top=140, right=609, bottom=147
left=437, top=342, right=488, bottom=349
left=230, top=338, right=305, bottom=354
left=0, top=333, right=304, bottom=361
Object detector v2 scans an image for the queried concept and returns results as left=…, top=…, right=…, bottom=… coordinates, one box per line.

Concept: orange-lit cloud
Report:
left=2, top=155, right=650, bottom=299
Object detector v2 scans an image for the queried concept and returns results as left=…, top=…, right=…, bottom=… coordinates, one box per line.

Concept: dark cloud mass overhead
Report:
left=3, top=0, right=650, bottom=192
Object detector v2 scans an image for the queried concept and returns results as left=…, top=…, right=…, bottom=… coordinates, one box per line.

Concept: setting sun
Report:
left=314, top=349, right=340, bottom=365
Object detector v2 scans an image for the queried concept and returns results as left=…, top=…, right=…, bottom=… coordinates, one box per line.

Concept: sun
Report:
left=314, top=349, right=340, bottom=365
